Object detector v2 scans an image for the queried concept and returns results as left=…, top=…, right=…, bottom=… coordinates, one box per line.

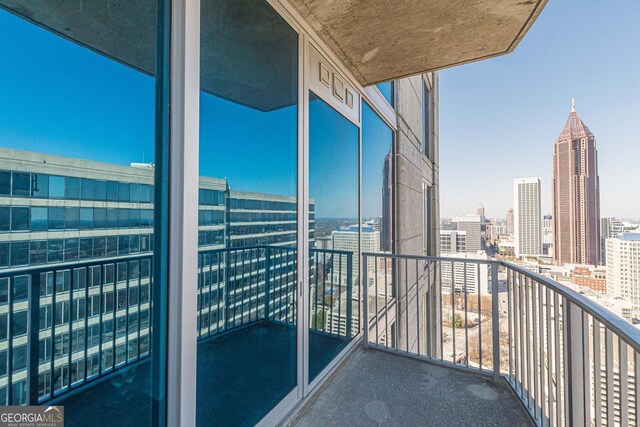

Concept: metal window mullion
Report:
left=164, top=0, right=201, bottom=423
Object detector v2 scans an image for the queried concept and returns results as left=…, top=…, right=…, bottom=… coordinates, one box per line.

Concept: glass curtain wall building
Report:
left=0, top=0, right=440, bottom=425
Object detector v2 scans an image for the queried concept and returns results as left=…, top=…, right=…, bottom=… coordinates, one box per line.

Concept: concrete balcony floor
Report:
left=293, top=348, right=532, bottom=427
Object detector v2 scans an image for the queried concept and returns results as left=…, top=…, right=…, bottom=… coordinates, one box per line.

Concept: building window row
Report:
left=0, top=170, right=153, bottom=203
left=0, top=206, right=154, bottom=233
left=0, top=234, right=153, bottom=268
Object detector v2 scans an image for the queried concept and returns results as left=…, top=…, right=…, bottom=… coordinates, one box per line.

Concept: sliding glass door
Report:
left=197, top=0, right=299, bottom=425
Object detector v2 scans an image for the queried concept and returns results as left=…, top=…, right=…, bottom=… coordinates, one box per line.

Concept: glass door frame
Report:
left=168, top=0, right=398, bottom=424
left=301, top=38, right=363, bottom=396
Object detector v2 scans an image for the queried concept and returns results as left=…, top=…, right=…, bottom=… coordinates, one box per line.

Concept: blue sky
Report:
left=439, top=0, right=640, bottom=219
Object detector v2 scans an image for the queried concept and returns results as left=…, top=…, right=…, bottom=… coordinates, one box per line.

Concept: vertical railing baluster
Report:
left=477, top=262, right=482, bottom=372
left=439, top=260, right=443, bottom=361
left=346, top=253, right=353, bottom=340
left=464, top=262, right=468, bottom=367
left=546, top=287, right=553, bottom=425
left=28, top=272, right=40, bottom=404
left=425, top=259, right=431, bottom=358
left=362, top=254, right=368, bottom=348
left=593, top=319, right=602, bottom=427
left=620, top=339, right=629, bottom=427
left=605, top=328, right=614, bottom=427
left=264, top=247, right=270, bottom=323
left=583, top=313, right=591, bottom=425
left=554, top=292, right=562, bottom=427
left=338, top=254, right=343, bottom=336
left=532, top=279, right=539, bottom=420
left=451, top=262, right=456, bottom=364
left=405, top=258, right=409, bottom=353
left=514, top=271, right=520, bottom=394
left=415, top=259, right=420, bottom=356
left=375, top=255, right=378, bottom=346
left=384, top=255, right=388, bottom=349
left=538, top=281, right=545, bottom=424
left=491, top=262, right=499, bottom=381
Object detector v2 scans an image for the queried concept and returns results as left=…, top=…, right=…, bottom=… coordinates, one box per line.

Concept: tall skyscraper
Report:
left=506, top=208, right=514, bottom=235
left=552, top=99, right=601, bottom=265
left=514, top=177, right=542, bottom=257
left=381, top=148, right=393, bottom=252
left=476, top=204, right=485, bottom=222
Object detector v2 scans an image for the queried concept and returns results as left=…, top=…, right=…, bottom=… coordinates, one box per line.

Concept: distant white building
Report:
left=331, top=225, right=379, bottom=287
left=606, top=233, right=640, bottom=321
left=440, top=230, right=466, bottom=254
left=440, top=252, right=489, bottom=295
left=453, top=214, right=482, bottom=253
left=513, top=177, right=542, bottom=257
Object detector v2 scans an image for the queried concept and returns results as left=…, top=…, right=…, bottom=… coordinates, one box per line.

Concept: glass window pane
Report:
left=376, top=81, right=394, bottom=106
left=65, top=177, right=80, bottom=199
left=65, top=207, right=79, bottom=229
left=49, top=176, right=65, bottom=198
left=32, top=173, right=49, bottom=197
left=0, top=171, right=10, bottom=195
left=0, top=207, right=9, bottom=232
left=29, top=240, right=47, bottom=265
left=81, top=178, right=95, bottom=200
left=48, top=207, right=65, bottom=230
left=94, top=180, right=107, bottom=200
left=197, top=0, right=298, bottom=423
left=362, top=102, right=393, bottom=252
left=31, top=207, right=48, bottom=231
left=10, top=242, right=29, bottom=266
left=80, top=208, right=93, bottom=229
left=0, top=3, right=165, bottom=421
left=12, top=172, right=30, bottom=196
left=11, top=207, right=30, bottom=231
left=309, top=92, right=359, bottom=382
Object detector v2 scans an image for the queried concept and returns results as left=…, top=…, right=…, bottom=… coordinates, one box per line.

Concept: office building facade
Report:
left=453, top=214, right=482, bottom=253
left=606, top=234, right=640, bottom=321
left=440, top=230, right=466, bottom=254
left=513, top=177, right=542, bottom=257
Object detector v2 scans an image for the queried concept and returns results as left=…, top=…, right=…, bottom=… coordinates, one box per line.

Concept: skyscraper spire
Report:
left=571, top=97, right=575, bottom=113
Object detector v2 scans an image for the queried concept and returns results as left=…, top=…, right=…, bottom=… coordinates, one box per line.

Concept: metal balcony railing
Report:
left=363, top=253, right=640, bottom=427
left=0, top=245, right=353, bottom=406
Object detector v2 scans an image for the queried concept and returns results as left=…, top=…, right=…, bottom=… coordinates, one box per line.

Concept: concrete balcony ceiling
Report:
left=290, top=0, right=548, bottom=85
left=0, top=0, right=546, bottom=109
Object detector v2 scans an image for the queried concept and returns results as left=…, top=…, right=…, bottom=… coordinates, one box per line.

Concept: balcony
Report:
left=1, top=249, right=639, bottom=425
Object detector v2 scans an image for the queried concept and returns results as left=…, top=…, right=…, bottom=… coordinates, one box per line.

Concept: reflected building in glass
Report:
left=0, top=147, right=308, bottom=404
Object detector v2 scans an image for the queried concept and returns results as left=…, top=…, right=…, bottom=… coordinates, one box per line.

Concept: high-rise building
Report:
left=552, top=99, right=601, bottom=265
left=381, top=148, right=393, bottom=252
left=331, top=225, right=379, bottom=287
left=440, top=230, right=466, bottom=254
left=453, top=214, right=482, bottom=253
left=506, top=208, right=514, bottom=235
left=476, top=204, right=485, bottom=223
left=606, top=234, right=640, bottom=321
left=600, top=217, right=611, bottom=264
left=513, top=177, right=542, bottom=257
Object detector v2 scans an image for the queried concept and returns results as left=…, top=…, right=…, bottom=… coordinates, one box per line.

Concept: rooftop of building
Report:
left=613, top=233, right=640, bottom=241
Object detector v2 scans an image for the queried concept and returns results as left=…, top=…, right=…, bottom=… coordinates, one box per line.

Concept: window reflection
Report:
left=376, top=82, right=394, bottom=106
left=0, top=1, right=164, bottom=422
left=308, top=92, right=359, bottom=382
left=197, top=0, right=298, bottom=424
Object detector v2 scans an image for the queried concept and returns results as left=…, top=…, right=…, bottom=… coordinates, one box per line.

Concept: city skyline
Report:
left=439, top=0, right=640, bottom=219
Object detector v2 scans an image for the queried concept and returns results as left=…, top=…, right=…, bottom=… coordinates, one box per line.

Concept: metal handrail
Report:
left=362, top=252, right=640, bottom=427
left=504, top=260, right=640, bottom=353
left=362, top=251, right=640, bottom=353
